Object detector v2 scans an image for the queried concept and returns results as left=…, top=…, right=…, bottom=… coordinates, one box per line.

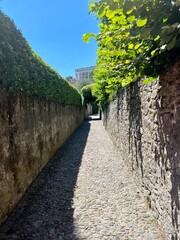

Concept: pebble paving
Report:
left=0, top=118, right=165, bottom=240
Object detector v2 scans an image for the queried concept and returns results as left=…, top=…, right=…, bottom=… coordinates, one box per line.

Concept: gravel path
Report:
left=0, top=120, right=165, bottom=240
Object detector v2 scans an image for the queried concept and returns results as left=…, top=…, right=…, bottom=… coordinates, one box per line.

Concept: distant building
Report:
left=75, top=66, right=96, bottom=81
left=65, top=76, right=77, bottom=84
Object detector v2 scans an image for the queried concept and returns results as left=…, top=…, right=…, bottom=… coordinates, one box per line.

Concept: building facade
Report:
left=75, top=66, right=96, bottom=80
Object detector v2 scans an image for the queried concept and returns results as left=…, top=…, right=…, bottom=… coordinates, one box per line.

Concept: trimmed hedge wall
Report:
left=0, top=11, right=82, bottom=106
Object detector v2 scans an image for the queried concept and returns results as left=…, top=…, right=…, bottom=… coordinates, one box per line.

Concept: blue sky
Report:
left=0, top=0, right=99, bottom=78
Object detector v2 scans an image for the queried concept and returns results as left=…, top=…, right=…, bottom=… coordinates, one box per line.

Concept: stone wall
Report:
left=0, top=89, right=84, bottom=224
left=103, top=61, right=180, bottom=240
left=84, top=103, right=93, bottom=117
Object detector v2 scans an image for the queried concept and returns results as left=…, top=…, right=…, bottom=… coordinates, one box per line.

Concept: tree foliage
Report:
left=83, top=0, right=180, bottom=107
left=74, top=78, right=94, bottom=92
left=81, top=83, right=96, bottom=104
left=0, top=11, right=82, bottom=106
left=65, top=76, right=74, bottom=83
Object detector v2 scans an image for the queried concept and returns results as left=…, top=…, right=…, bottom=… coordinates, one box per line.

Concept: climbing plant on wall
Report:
left=83, top=0, right=180, bottom=108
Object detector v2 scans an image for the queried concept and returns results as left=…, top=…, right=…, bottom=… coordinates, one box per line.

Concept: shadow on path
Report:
left=0, top=121, right=90, bottom=240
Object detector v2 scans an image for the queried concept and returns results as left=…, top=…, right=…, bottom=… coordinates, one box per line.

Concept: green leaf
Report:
left=83, top=33, right=95, bottom=43
left=125, top=59, right=131, bottom=64
left=151, top=49, right=158, bottom=56
left=134, top=44, right=141, bottom=50
left=154, top=35, right=160, bottom=41
left=128, top=43, right=134, bottom=49
left=143, top=77, right=156, bottom=84
left=127, top=15, right=135, bottom=22
left=136, top=18, right=147, bottom=27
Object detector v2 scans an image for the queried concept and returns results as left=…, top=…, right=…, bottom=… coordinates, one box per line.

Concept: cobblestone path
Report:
left=0, top=120, right=165, bottom=240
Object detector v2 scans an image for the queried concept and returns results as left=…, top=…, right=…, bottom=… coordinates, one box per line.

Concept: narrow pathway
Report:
left=0, top=120, right=164, bottom=240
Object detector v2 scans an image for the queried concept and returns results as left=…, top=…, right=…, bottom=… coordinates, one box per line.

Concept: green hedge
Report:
left=0, top=11, right=82, bottom=106
left=81, top=84, right=96, bottom=105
